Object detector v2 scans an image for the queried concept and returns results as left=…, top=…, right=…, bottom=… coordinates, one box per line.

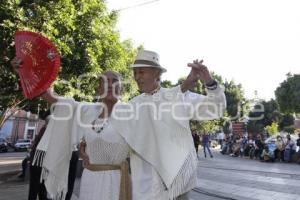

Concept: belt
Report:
left=84, top=161, right=131, bottom=200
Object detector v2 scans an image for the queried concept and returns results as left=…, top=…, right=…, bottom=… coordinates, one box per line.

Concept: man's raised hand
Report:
left=187, top=59, right=213, bottom=85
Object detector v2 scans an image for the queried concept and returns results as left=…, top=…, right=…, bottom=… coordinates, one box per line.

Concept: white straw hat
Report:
left=131, top=50, right=167, bottom=73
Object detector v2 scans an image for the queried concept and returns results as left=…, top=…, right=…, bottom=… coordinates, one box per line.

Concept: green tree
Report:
left=224, top=80, right=249, bottom=121
left=262, top=99, right=281, bottom=126
left=223, top=120, right=232, bottom=134
left=247, top=99, right=281, bottom=134
left=265, top=122, right=278, bottom=136
left=161, top=80, right=173, bottom=88
left=283, top=126, right=295, bottom=134
left=275, top=73, right=300, bottom=114
left=279, top=113, right=295, bottom=132
left=190, top=120, right=220, bottom=135
left=0, top=0, right=137, bottom=117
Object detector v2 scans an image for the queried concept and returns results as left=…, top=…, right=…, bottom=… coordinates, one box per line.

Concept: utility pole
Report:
left=14, top=116, right=19, bottom=143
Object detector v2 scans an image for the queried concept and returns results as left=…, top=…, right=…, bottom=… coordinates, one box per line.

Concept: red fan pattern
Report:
left=15, top=31, right=60, bottom=99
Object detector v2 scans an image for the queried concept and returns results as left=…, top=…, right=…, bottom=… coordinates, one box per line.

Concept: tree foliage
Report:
left=190, top=119, right=220, bottom=134
left=224, top=80, right=249, bottom=121
left=265, top=122, right=278, bottom=136
left=247, top=99, right=281, bottom=134
left=0, top=0, right=137, bottom=116
left=161, top=80, right=173, bottom=88
left=275, top=73, right=300, bottom=114
left=279, top=113, right=295, bottom=131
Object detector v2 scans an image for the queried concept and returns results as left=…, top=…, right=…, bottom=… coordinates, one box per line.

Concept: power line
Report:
left=116, top=0, right=160, bottom=12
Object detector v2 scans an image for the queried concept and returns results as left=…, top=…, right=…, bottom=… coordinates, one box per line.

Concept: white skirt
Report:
left=79, top=168, right=121, bottom=200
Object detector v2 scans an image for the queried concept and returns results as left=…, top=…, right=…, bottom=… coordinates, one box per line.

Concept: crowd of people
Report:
left=191, top=130, right=300, bottom=164
left=220, top=132, right=300, bottom=163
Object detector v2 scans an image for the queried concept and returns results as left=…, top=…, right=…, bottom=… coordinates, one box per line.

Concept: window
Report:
left=27, top=129, right=34, bottom=140
left=28, top=120, right=35, bottom=127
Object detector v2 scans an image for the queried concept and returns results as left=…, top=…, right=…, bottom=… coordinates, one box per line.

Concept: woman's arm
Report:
left=40, top=90, right=58, bottom=105
left=79, top=140, right=90, bottom=166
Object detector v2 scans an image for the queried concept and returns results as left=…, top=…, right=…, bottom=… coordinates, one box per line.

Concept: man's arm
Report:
left=179, top=60, right=226, bottom=120
left=11, top=57, right=58, bottom=105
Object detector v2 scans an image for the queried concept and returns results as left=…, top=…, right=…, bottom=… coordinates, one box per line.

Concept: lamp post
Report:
left=33, top=104, right=40, bottom=140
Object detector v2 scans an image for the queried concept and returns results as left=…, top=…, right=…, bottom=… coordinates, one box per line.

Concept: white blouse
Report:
left=77, top=105, right=129, bottom=200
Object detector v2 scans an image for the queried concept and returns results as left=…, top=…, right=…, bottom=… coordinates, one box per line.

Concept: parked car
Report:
left=14, top=139, right=32, bottom=151
left=0, top=138, right=8, bottom=152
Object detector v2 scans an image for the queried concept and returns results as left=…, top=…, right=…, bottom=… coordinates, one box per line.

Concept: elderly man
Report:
left=111, top=50, right=226, bottom=200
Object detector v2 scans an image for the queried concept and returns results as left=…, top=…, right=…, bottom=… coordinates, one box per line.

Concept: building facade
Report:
left=0, top=110, right=45, bottom=143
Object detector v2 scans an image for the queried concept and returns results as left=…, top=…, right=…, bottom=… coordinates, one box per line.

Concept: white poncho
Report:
left=111, top=85, right=226, bottom=199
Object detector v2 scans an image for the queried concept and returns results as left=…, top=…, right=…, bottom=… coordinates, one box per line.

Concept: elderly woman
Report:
left=76, top=71, right=130, bottom=200
left=11, top=57, right=130, bottom=200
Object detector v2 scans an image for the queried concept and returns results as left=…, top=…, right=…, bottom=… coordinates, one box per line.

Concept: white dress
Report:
left=78, top=111, right=130, bottom=200
left=37, top=99, right=130, bottom=199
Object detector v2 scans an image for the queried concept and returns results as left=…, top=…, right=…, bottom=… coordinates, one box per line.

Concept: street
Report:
left=193, top=149, right=300, bottom=200
left=0, top=151, right=26, bottom=184
left=0, top=151, right=27, bottom=160
left=0, top=149, right=300, bottom=200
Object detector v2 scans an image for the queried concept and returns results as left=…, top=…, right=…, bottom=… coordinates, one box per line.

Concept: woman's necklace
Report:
left=91, top=118, right=108, bottom=134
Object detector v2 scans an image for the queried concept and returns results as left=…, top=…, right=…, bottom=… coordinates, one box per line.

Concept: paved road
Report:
left=0, top=151, right=26, bottom=159
left=0, top=149, right=299, bottom=200
left=192, top=149, right=300, bottom=200
left=0, top=152, right=26, bottom=184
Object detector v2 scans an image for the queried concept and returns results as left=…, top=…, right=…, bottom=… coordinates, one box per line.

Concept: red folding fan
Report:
left=14, top=31, right=60, bottom=99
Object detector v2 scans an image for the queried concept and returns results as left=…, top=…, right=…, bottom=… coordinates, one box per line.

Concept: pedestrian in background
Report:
left=28, top=112, right=50, bottom=200
left=274, top=135, right=285, bottom=162
left=192, top=131, right=200, bottom=157
left=202, top=132, right=213, bottom=158
left=254, top=134, right=264, bottom=160
left=217, top=130, right=225, bottom=150
left=296, top=133, right=300, bottom=164
left=284, top=134, right=296, bottom=162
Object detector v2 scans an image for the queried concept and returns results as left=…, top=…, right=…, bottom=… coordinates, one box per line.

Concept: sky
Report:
left=106, top=0, right=300, bottom=100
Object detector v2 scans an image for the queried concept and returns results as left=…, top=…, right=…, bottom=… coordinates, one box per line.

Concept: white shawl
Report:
left=37, top=99, right=109, bottom=199
left=37, top=98, right=122, bottom=199
left=36, top=98, right=77, bottom=199
left=37, top=98, right=101, bottom=199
